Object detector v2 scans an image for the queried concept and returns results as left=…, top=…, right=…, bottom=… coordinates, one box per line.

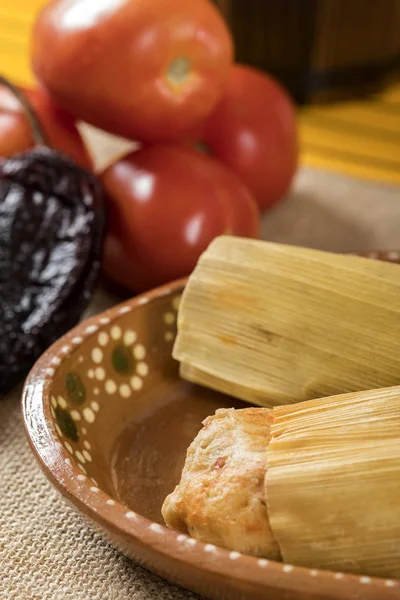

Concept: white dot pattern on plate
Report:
left=385, top=580, right=397, bottom=587
left=99, top=317, right=110, bottom=325
left=229, top=551, right=241, bottom=560
left=106, top=499, right=116, bottom=506
left=51, top=397, right=57, bottom=409
left=82, top=427, right=87, bottom=435
left=90, top=486, right=99, bottom=493
left=91, top=348, right=103, bottom=363
left=83, top=440, right=91, bottom=450
left=58, top=396, right=67, bottom=409
left=257, top=559, right=269, bottom=567
left=98, top=332, right=109, bottom=346
left=133, top=344, right=146, bottom=360
left=309, top=570, right=318, bottom=577
left=78, top=463, right=86, bottom=474
left=149, top=523, right=164, bottom=534
left=55, top=424, right=63, bottom=438
left=51, top=356, right=61, bottom=366
left=172, top=295, right=181, bottom=311
left=82, top=450, right=92, bottom=462
left=137, top=297, right=148, bottom=305
left=111, top=326, right=122, bottom=340
left=119, top=384, right=132, bottom=398
left=164, top=331, right=174, bottom=342
left=283, top=565, right=293, bottom=573
left=70, top=410, right=81, bottom=421
left=95, top=367, right=105, bottom=381
left=85, top=324, right=98, bottom=334
left=76, top=474, right=86, bottom=482
left=64, top=442, right=73, bottom=454
left=71, top=336, right=83, bottom=345
left=186, top=538, right=196, bottom=547
left=204, top=544, right=217, bottom=553
left=83, top=408, right=95, bottom=423
left=64, top=458, right=72, bottom=467
left=105, top=379, right=117, bottom=394
left=136, top=362, right=149, bottom=377
left=177, top=534, right=187, bottom=543
left=91, top=401, right=100, bottom=412
left=130, top=376, right=143, bottom=391
left=360, top=577, right=371, bottom=584
left=163, top=312, right=175, bottom=325
left=46, top=367, right=55, bottom=376
left=123, top=330, right=137, bottom=346
left=334, top=573, right=344, bottom=580
left=88, top=369, right=94, bottom=379
left=86, top=322, right=151, bottom=404
left=125, top=511, right=138, bottom=521
left=75, top=451, right=85, bottom=464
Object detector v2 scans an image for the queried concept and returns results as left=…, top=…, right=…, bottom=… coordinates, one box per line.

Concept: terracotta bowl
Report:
left=23, top=256, right=400, bottom=600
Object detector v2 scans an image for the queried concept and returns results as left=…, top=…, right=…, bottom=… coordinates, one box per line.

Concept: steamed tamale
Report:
left=267, top=386, right=400, bottom=578
left=174, top=236, right=400, bottom=406
left=163, top=388, right=400, bottom=578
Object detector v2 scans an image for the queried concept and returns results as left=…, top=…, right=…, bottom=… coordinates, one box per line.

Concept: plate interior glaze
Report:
left=36, top=286, right=242, bottom=510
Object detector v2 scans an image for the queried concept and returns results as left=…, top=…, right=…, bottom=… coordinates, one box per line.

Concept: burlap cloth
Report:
left=1, top=164, right=399, bottom=600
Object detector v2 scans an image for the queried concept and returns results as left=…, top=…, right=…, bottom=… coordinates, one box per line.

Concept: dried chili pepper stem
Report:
left=0, top=75, right=49, bottom=147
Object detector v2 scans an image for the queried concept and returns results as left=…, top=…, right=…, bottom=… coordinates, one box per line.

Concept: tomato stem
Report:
left=194, top=141, right=212, bottom=155
left=0, top=75, right=49, bottom=147
left=167, top=57, right=191, bottom=86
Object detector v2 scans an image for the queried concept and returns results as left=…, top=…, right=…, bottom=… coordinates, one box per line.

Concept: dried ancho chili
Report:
left=0, top=77, right=105, bottom=395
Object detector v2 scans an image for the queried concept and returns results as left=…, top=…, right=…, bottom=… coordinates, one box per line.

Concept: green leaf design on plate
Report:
left=66, top=372, right=86, bottom=405
left=112, top=345, right=134, bottom=375
left=55, top=406, right=78, bottom=441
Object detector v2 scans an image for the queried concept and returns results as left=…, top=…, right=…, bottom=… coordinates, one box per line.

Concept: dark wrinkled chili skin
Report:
left=0, top=146, right=105, bottom=395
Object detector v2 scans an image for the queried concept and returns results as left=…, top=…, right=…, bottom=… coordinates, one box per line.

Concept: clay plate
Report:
left=23, top=252, right=400, bottom=600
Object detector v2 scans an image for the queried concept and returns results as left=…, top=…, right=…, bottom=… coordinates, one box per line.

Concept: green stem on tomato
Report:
left=194, top=141, right=212, bottom=155
left=0, top=75, right=49, bottom=147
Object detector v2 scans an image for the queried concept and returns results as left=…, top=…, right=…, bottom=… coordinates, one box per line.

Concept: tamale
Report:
left=174, top=236, right=400, bottom=406
left=162, top=388, right=400, bottom=578
left=266, top=386, right=400, bottom=578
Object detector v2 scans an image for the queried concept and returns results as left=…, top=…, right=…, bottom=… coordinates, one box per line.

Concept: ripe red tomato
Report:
left=101, top=145, right=260, bottom=292
left=202, top=64, right=298, bottom=212
left=0, top=84, right=92, bottom=169
left=32, top=0, right=233, bottom=143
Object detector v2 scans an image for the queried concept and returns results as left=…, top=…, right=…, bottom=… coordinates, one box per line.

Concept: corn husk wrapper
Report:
left=174, top=236, right=400, bottom=406
left=266, top=386, right=400, bottom=578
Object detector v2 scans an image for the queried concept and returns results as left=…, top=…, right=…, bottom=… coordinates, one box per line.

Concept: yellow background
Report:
left=1, top=0, right=400, bottom=186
